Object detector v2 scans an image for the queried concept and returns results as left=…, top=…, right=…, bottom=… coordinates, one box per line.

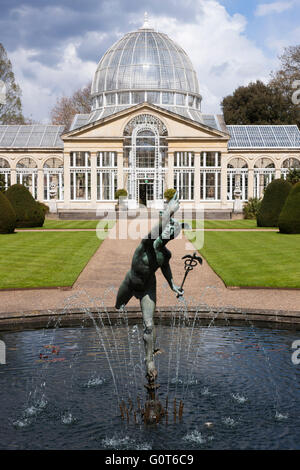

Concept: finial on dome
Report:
left=140, top=11, right=153, bottom=30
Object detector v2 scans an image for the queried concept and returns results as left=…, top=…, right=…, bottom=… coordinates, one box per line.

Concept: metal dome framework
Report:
left=91, top=21, right=202, bottom=113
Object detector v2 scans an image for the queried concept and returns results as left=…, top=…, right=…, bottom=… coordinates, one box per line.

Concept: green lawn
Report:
left=20, top=220, right=115, bottom=230
left=186, top=231, right=300, bottom=288
left=189, top=219, right=277, bottom=230
left=0, top=231, right=106, bottom=289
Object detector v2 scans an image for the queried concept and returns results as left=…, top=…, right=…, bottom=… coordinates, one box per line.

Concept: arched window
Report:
left=16, top=157, right=38, bottom=198
left=254, top=158, right=275, bottom=199
left=227, top=158, right=248, bottom=201
left=17, top=157, right=37, bottom=169
left=43, top=158, right=64, bottom=201
left=282, top=157, right=300, bottom=169
left=43, top=157, right=63, bottom=169
left=0, top=157, right=10, bottom=190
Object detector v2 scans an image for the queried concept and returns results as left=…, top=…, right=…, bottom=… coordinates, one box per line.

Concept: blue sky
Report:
left=0, top=0, right=299, bottom=121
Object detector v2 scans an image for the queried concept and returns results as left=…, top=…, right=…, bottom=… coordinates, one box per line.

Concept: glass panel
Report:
left=162, top=92, right=174, bottom=105
left=132, top=91, right=145, bottom=104
left=176, top=93, right=186, bottom=106
left=188, top=95, right=194, bottom=107
left=118, top=92, right=130, bottom=105
left=146, top=91, right=160, bottom=104
left=70, top=152, right=90, bottom=167
left=0, top=158, right=9, bottom=168
left=105, top=93, right=116, bottom=105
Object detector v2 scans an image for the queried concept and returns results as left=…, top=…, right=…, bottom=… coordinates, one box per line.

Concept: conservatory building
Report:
left=0, top=17, right=299, bottom=217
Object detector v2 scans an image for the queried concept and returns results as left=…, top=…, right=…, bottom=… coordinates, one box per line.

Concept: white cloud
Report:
left=255, top=1, right=295, bottom=17
left=10, top=42, right=98, bottom=122
left=147, top=0, right=276, bottom=112
left=10, top=0, right=278, bottom=120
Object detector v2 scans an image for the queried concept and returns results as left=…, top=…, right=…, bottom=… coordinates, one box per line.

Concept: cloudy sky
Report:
left=1, top=0, right=299, bottom=122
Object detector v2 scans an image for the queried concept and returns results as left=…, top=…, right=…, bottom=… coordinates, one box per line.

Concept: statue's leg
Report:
left=115, top=272, right=133, bottom=309
left=140, top=278, right=157, bottom=382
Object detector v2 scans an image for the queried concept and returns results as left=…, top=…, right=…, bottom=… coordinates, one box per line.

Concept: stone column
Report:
left=90, top=152, right=97, bottom=205
left=275, top=169, right=281, bottom=179
left=37, top=168, right=44, bottom=201
left=220, top=153, right=228, bottom=206
left=167, top=152, right=174, bottom=189
left=10, top=168, right=17, bottom=185
left=194, top=152, right=200, bottom=203
left=63, top=152, right=70, bottom=207
left=117, top=151, right=124, bottom=189
left=248, top=168, right=254, bottom=199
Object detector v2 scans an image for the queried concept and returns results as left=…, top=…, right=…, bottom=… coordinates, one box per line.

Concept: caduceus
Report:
left=177, top=253, right=203, bottom=298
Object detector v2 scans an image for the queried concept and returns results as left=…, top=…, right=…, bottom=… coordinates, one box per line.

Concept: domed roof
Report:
left=91, top=18, right=199, bottom=96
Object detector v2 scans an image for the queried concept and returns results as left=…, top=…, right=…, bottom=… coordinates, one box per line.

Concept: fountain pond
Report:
left=0, top=304, right=299, bottom=451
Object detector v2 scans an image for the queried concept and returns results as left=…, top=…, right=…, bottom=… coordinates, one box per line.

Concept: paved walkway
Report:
left=0, top=221, right=300, bottom=318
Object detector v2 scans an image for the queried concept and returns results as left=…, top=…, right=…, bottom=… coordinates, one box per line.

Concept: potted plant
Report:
left=115, top=188, right=128, bottom=210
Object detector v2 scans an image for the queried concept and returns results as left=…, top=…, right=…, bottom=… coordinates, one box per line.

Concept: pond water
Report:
left=0, top=320, right=299, bottom=450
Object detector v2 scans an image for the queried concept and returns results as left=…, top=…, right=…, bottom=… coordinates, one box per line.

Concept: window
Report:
left=188, top=95, right=194, bottom=107
left=0, top=158, right=10, bottom=190
left=97, top=171, right=117, bottom=200
left=132, top=91, right=145, bottom=104
left=174, top=171, right=194, bottom=200
left=16, top=157, right=38, bottom=199
left=118, top=92, right=130, bottom=105
left=174, top=152, right=194, bottom=167
left=200, top=171, right=221, bottom=200
left=70, top=152, right=91, bottom=167
left=146, top=91, right=160, bottom=104
left=70, top=171, right=91, bottom=200
left=105, top=93, right=116, bottom=105
left=201, top=152, right=221, bottom=167
left=175, top=93, right=186, bottom=106
left=162, top=92, right=174, bottom=105
left=43, top=158, right=64, bottom=201
left=97, top=152, right=117, bottom=167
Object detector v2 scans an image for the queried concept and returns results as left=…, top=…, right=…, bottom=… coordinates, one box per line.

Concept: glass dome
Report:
left=91, top=17, right=202, bottom=114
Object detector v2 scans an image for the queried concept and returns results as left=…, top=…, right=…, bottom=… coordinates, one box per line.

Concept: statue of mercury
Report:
left=115, top=192, right=186, bottom=383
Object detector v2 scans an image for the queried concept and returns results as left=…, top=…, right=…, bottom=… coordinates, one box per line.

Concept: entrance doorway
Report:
left=138, top=179, right=154, bottom=206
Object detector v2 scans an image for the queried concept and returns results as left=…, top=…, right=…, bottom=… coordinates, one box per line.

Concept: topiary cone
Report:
left=0, top=191, right=17, bottom=234
left=278, top=182, right=300, bottom=234
left=257, top=179, right=292, bottom=227
left=5, top=184, right=45, bottom=228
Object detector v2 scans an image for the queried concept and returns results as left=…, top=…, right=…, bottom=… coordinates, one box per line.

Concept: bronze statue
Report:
left=115, top=192, right=185, bottom=384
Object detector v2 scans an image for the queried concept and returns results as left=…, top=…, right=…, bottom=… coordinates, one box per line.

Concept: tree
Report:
left=222, top=80, right=296, bottom=125
left=286, top=168, right=300, bottom=185
left=0, top=191, right=16, bottom=234
left=269, top=45, right=300, bottom=127
left=50, top=82, right=92, bottom=131
left=257, top=179, right=292, bottom=227
left=0, top=43, right=25, bottom=124
left=5, top=184, right=45, bottom=228
left=278, top=182, right=300, bottom=234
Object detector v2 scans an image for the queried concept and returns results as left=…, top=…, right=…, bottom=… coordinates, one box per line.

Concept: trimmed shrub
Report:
left=278, top=182, right=300, bottom=234
left=0, top=191, right=16, bottom=234
left=37, top=201, right=50, bottom=216
left=243, top=198, right=261, bottom=220
left=164, top=188, right=176, bottom=201
left=257, top=179, right=292, bottom=227
left=5, top=184, right=45, bottom=228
